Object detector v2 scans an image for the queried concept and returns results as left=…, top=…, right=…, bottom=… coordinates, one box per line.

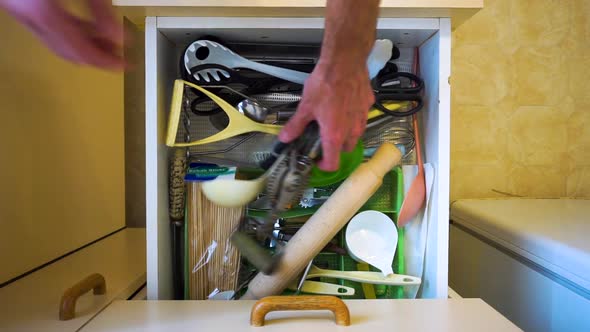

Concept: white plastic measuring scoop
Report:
left=345, top=210, right=398, bottom=277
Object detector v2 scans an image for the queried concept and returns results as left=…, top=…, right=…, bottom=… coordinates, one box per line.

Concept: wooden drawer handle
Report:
left=59, top=273, right=107, bottom=321
left=250, top=296, right=350, bottom=327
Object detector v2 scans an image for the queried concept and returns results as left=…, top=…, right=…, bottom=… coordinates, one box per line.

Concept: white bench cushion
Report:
left=451, top=198, right=590, bottom=292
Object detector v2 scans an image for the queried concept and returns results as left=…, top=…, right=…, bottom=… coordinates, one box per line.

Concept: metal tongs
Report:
left=230, top=122, right=321, bottom=275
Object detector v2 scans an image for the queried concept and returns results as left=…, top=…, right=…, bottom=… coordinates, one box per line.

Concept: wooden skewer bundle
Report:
left=187, top=182, right=244, bottom=300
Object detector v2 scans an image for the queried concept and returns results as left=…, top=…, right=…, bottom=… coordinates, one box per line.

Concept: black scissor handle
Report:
left=372, top=71, right=425, bottom=117
left=373, top=93, right=423, bottom=117
left=373, top=71, right=424, bottom=94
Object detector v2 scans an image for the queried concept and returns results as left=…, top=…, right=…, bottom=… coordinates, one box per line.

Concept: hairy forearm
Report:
left=275, top=1, right=381, bottom=170
left=0, top=0, right=14, bottom=12
left=0, top=0, right=46, bottom=18
left=0, top=0, right=28, bottom=12
left=318, top=0, right=381, bottom=73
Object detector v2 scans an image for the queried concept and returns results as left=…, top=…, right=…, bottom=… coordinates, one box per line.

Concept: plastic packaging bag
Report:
left=186, top=180, right=244, bottom=300
left=402, top=163, right=435, bottom=299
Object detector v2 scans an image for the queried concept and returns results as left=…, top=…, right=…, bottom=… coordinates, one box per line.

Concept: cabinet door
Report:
left=0, top=229, right=146, bottom=332
left=0, top=10, right=125, bottom=285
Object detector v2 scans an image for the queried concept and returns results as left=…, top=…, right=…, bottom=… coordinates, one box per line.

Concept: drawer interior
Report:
left=247, top=168, right=405, bottom=300
left=145, top=17, right=449, bottom=300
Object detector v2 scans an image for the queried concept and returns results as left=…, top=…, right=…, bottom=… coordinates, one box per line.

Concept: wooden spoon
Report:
left=397, top=114, right=426, bottom=227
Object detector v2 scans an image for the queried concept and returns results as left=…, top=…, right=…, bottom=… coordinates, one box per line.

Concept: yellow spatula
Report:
left=166, top=79, right=409, bottom=147
left=357, top=263, right=377, bottom=299
left=166, top=80, right=282, bottom=147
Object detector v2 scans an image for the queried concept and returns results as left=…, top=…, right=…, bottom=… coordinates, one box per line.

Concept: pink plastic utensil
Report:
left=397, top=114, right=425, bottom=227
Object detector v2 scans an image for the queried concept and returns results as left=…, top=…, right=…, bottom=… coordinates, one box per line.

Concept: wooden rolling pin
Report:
left=241, top=143, right=401, bottom=300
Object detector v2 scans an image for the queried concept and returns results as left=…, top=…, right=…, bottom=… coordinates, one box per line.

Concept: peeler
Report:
left=231, top=122, right=322, bottom=275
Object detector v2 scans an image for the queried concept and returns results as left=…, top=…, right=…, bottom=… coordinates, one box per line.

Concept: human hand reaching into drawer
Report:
left=279, top=0, right=380, bottom=172
left=0, top=0, right=125, bottom=70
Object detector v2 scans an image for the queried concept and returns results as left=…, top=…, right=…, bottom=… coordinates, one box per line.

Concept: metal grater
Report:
left=250, top=92, right=301, bottom=106
left=176, top=100, right=277, bottom=167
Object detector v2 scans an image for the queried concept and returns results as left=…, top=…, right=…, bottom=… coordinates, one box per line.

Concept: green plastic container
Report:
left=308, top=140, right=364, bottom=187
left=247, top=164, right=401, bottom=219
left=279, top=167, right=406, bottom=300
left=192, top=166, right=406, bottom=300
left=310, top=166, right=406, bottom=300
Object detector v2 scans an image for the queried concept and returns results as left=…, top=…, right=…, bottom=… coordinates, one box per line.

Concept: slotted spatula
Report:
left=184, top=39, right=393, bottom=84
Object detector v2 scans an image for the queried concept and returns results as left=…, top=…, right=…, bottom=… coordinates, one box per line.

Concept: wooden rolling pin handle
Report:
left=366, top=141, right=403, bottom=177
left=250, top=296, right=351, bottom=327
left=59, top=273, right=107, bottom=321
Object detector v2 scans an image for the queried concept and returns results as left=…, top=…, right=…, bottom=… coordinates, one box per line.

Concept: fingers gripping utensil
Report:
left=345, top=210, right=398, bottom=276
left=238, top=97, right=398, bottom=125
left=184, top=39, right=393, bottom=84
left=220, top=123, right=322, bottom=275
left=201, top=122, right=321, bottom=209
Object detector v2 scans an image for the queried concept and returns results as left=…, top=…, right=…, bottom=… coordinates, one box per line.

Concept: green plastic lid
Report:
left=309, top=140, right=364, bottom=187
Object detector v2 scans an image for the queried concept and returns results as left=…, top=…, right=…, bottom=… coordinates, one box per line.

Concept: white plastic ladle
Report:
left=345, top=210, right=398, bottom=277
left=201, top=177, right=266, bottom=208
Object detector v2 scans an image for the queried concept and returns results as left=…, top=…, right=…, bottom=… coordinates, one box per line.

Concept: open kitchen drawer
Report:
left=144, top=16, right=451, bottom=300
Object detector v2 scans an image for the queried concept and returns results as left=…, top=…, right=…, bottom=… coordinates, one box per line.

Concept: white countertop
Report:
left=81, top=298, right=521, bottom=331
left=112, top=0, right=483, bottom=28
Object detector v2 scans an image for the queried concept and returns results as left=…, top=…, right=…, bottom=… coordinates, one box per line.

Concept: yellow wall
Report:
left=0, top=0, right=585, bottom=280
left=0, top=12, right=125, bottom=283
left=450, top=0, right=589, bottom=200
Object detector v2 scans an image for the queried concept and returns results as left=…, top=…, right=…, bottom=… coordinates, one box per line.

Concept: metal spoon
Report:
left=237, top=98, right=296, bottom=124
left=237, top=99, right=270, bottom=123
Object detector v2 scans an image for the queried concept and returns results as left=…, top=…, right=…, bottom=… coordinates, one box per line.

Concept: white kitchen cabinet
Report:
left=114, top=1, right=482, bottom=29
left=142, top=16, right=452, bottom=301
left=80, top=298, right=521, bottom=331
left=0, top=229, right=146, bottom=332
